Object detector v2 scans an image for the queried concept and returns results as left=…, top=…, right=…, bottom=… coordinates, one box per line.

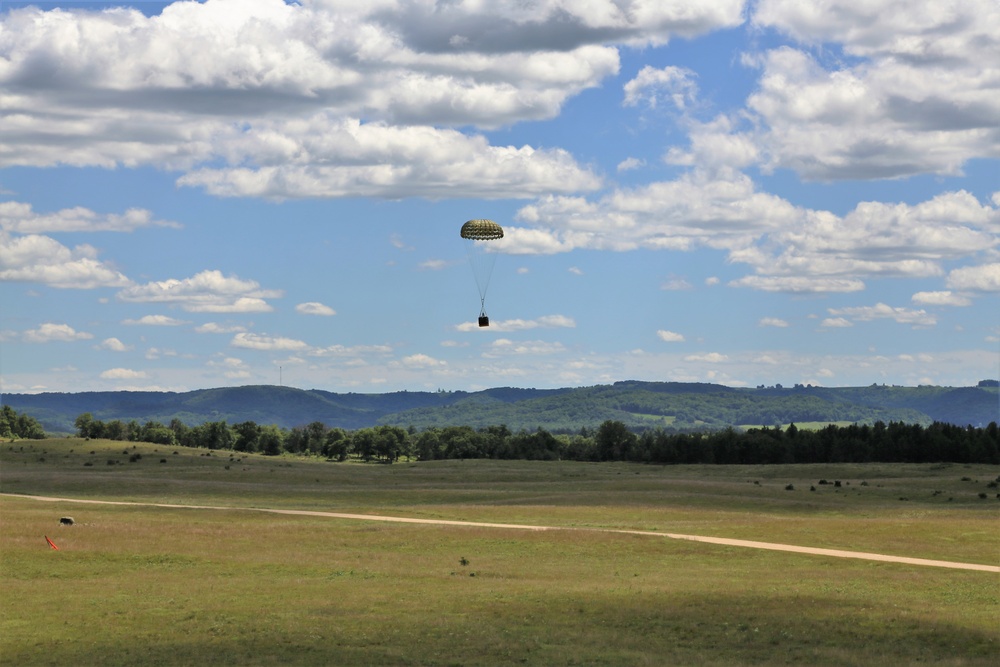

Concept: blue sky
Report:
left=1, top=0, right=998, bottom=395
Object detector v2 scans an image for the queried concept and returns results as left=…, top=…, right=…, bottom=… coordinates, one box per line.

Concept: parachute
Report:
left=460, top=219, right=504, bottom=327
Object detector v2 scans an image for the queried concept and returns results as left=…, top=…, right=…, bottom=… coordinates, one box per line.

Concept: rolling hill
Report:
left=3, top=382, right=997, bottom=435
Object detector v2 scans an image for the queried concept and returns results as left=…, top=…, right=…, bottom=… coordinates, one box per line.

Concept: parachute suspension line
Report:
left=460, top=219, right=504, bottom=325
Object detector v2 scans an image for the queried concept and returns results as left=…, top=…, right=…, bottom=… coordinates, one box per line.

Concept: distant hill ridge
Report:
left=3, top=382, right=997, bottom=435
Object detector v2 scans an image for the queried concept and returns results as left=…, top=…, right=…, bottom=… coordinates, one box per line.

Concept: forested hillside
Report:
left=3, top=382, right=997, bottom=435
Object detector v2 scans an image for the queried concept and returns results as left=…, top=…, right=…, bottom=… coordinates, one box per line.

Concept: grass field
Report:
left=2, top=439, right=998, bottom=665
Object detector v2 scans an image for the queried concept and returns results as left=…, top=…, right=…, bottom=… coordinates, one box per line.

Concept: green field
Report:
left=2, top=439, right=998, bottom=665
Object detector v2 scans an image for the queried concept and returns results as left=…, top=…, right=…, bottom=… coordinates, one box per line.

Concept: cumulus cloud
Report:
left=729, top=190, right=998, bottom=293
left=684, top=352, right=729, bottom=363
left=0, top=231, right=131, bottom=289
left=749, top=0, right=1000, bottom=180
left=911, top=291, right=972, bottom=307
left=399, top=353, right=447, bottom=368
left=656, top=330, right=685, bottom=342
left=0, top=201, right=178, bottom=233
left=312, top=343, right=394, bottom=358
left=100, top=368, right=148, bottom=380
left=195, top=322, right=249, bottom=334
left=296, top=302, right=336, bottom=316
left=0, top=0, right=750, bottom=198
left=616, top=157, right=645, bottom=172
left=231, top=332, right=309, bottom=351
left=23, top=323, right=93, bottom=343
left=946, top=263, right=1000, bottom=292
left=758, top=318, right=789, bottom=327
left=207, top=356, right=251, bottom=380
left=123, top=315, right=189, bottom=326
left=827, top=303, right=937, bottom=327
left=660, top=277, right=692, bottom=290
left=455, top=314, right=576, bottom=332
left=117, top=269, right=281, bottom=312
left=98, top=337, right=132, bottom=352
left=623, top=65, right=698, bottom=111
left=486, top=339, right=568, bottom=356
left=511, top=169, right=800, bottom=255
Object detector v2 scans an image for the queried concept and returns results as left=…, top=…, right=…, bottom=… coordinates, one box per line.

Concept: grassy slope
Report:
left=2, top=439, right=998, bottom=666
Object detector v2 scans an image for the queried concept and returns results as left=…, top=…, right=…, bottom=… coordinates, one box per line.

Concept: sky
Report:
left=1, top=0, right=998, bottom=396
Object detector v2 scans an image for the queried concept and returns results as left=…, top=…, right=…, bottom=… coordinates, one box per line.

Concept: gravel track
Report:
left=5, top=493, right=997, bottom=573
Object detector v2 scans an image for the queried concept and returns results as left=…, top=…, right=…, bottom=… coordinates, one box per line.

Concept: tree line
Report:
left=72, top=412, right=999, bottom=465
left=1, top=406, right=46, bottom=440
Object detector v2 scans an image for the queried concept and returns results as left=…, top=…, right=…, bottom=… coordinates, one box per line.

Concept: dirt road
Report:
left=4, top=493, right=997, bottom=573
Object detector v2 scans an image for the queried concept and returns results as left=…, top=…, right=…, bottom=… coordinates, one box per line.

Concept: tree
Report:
left=594, top=420, right=636, bottom=461
left=1, top=406, right=45, bottom=439
left=75, top=412, right=95, bottom=438
left=233, top=421, right=262, bottom=452
left=305, top=421, right=328, bottom=455
left=259, top=425, right=284, bottom=456
left=323, top=428, right=349, bottom=461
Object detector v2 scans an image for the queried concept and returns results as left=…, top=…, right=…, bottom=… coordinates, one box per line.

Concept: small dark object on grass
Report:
left=84, top=462, right=93, bottom=467
left=810, top=485, right=816, bottom=492
left=834, top=480, right=842, bottom=487
left=978, top=493, right=988, bottom=499
left=59, top=517, right=74, bottom=526
left=459, top=557, right=469, bottom=567
left=160, top=459, right=167, bottom=464
left=785, top=484, right=795, bottom=491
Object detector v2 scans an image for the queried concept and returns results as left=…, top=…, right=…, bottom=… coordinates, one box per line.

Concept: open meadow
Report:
left=2, top=438, right=998, bottom=666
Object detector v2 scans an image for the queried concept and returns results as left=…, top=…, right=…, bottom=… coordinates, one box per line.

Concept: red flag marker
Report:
left=45, top=536, right=59, bottom=550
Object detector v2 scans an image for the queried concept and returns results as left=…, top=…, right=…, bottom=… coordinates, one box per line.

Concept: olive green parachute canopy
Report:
left=460, top=219, right=504, bottom=240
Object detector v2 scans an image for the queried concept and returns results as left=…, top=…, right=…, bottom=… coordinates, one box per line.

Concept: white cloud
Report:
left=177, top=119, right=603, bottom=199
left=231, top=332, right=309, bottom=352
left=2, top=1, right=754, bottom=198
left=296, top=302, right=336, bottom=316
left=623, top=65, right=698, bottom=111
left=946, top=263, right=1000, bottom=292
left=100, top=368, right=148, bottom=380
left=419, top=259, right=451, bottom=270
left=617, top=157, right=645, bottom=172
left=195, top=322, right=249, bottom=334
left=911, top=291, right=972, bottom=307
left=0, top=201, right=178, bottom=233
left=0, top=231, right=131, bottom=289
left=660, top=277, right=692, bottom=290
left=664, top=115, right=760, bottom=170
left=400, top=353, right=447, bottom=368
left=207, top=356, right=251, bottom=380
left=758, top=318, right=789, bottom=327
left=512, top=169, right=801, bottom=255
left=728, top=190, right=998, bottom=293
left=486, top=339, right=568, bottom=355
left=311, top=343, right=394, bottom=358
left=820, top=318, right=853, bottom=328
left=749, top=1, right=1000, bottom=180
left=117, top=269, right=281, bottom=312
left=656, top=330, right=685, bottom=342
left=729, top=275, right=866, bottom=293
left=23, top=323, right=93, bottom=343
left=456, top=314, right=576, bottom=332
left=827, top=303, right=937, bottom=327
left=123, top=315, right=189, bottom=326
left=98, top=337, right=132, bottom=352
left=144, top=347, right=176, bottom=360
left=684, top=352, right=729, bottom=363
